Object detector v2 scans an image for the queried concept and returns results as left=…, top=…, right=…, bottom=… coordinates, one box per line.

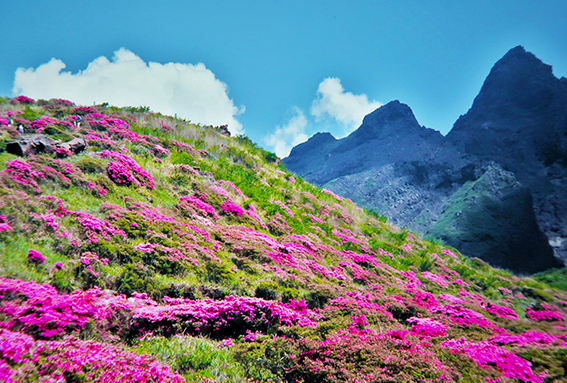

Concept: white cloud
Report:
left=13, top=48, right=244, bottom=134
left=310, top=77, right=381, bottom=134
left=264, top=106, right=308, bottom=158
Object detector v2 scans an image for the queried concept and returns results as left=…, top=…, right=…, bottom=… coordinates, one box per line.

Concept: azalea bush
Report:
left=0, top=329, right=184, bottom=383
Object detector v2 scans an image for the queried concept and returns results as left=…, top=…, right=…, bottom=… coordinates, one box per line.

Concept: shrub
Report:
left=0, top=330, right=184, bottom=383
left=75, top=157, right=106, bottom=174
left=27, top=249, right=45, bottom=265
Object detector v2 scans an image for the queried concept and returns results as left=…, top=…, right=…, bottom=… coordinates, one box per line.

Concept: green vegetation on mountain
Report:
left=1, top=96, right=567, bottom=382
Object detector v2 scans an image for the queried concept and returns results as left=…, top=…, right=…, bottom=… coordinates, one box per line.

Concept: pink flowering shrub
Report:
left=29, top=119, right=48, bottom=132
left=0, top=330, right=184, bottom=383
left=221, top=201, right=245, bottom=216
left=27, top=249, right=45, bottom=265
left=178, top=195, right=219, bottom=219
left=244, top=204, right=267, bottom=227
left=490, top=331, right=562, bottom=346
left=160, top=120, right=174, bottom=132
left=526, top=307, right=564, bottom=322
left=407, top=317, right=449, bottom=338
left=153, top=144, right=170, bottom=158
left=45, top=98, right=75, bottom=107
left=441, top=337, right=545, bottom=383
left=435, top=304, right=498, bottom=331
left=131, top=295, right=319, bottom=339
left=483, top=303, right=518, bottom=319
left=332, top=229, right=361, bottom=245
left=0, top=329, right=34, bottom=364
left=69, top=210, right=127, bottom=243
left=88, top=181, right=108, bottom=196
left=308, top=213, right=325, bottom=224
left=0, top=278, right=130, bottom=339
left=10, top=95, right=34, bottom=104
left=421, top=271, right=453, bottom=288
left=1, top=159, right=45, bottom=192
left=98, top=150, right=155, bottom=188
left=133, top=242, right=198, bottom=273
left=438, top=294, right=464, bottom=304
left=441, top=249, right=457, bottom=258
left=172, top=140, right=199, bottom=156
left=321, top=188, right=342, bottom=200
left=219, top=179, right=247, bottom=198
left=71, top=106, right=97, bottom=115
left=73, top=251, right=109, bottom=287
left=0, top=215, right=11, bottom=232
left=271, top=200, right=294, bottom=216
left=211, top=185, right=231, bottom=199
left=290, top=323, right=454, bottom=383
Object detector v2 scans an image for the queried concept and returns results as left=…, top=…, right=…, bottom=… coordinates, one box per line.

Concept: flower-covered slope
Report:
left=1, top=95, right=567, bottom=382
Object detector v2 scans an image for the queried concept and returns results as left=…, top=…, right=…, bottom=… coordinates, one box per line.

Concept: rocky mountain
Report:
left=284, top=46, right=567, bottom=274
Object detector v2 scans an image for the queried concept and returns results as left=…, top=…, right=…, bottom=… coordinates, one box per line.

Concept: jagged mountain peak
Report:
left=493, top=45, right=553, bottom=76
left=305, top=131, right=337, bottom=145
left=287, top=131, right=337, bottom=157
left=462, top=46, right=561, bottom=117
left=360, top=100, right=420, bottom=132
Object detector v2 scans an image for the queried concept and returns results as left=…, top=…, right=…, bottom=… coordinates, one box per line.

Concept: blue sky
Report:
left=2, top=1, right=566, bottom=156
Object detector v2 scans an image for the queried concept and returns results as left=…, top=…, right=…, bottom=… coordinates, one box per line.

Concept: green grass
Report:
left=0, top=236, right=61, bottom=282
left=533, top=267, right=567, bottom=290
left=133, top=335, right=248, bottom=382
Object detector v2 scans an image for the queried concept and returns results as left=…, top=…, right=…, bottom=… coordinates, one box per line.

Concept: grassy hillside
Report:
left=1, top=95, right=567, bottom=382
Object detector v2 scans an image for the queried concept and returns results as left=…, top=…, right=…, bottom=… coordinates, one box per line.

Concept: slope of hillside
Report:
left=1, top=95, right=567, bottom=382
left=284, top=46, right=567, bottom=273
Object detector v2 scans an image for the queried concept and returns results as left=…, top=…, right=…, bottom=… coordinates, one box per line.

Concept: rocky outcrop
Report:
left=6, top=135, right=87, bottom=157
left=445, top=46, right=567, bottom=263
left=284, top=46, right=567, bottom=274
left=426, top=164, right=562, bottom=273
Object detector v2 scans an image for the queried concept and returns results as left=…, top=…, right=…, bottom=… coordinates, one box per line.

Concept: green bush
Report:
left=116, top=262, right=157, bottom=297
left=75, top=157, right=106, bottom=174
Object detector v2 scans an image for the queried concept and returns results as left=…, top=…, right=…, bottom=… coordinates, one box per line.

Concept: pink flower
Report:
left=52, top=262, right=64, bottom=270
left=526, top=307, right=564, bottom=322
left=221, top=201, right=244, bottom=216
left=98, top=150, right=155, bottom=189
left=27, top=249, right=45, bottom=265
left=10, top=95, right=34, bottom=104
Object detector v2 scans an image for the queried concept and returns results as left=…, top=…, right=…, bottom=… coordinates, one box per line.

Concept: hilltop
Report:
left=284, top=46, right=567, bottom=274
left=1, top=95, right=567, bottom=382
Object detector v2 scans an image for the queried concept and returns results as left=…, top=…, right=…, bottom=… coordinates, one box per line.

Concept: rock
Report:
left=214, top=124, right=231, bottom=136
left=426, top=164, right=562, bottom=273
left=6, top=135, right=59, bottom=156
left=57, top=137, right=87, bottom=155
left=6, top=135, right=87, bottom=157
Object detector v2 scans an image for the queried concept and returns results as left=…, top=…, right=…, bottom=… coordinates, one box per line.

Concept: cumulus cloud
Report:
left=13, top=48, right=244, bottom=134
left=264, top=107, right=308, bottom=158
left=310, top=77, right=381, bottom=134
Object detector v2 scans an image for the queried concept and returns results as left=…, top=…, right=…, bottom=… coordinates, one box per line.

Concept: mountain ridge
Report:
left=284, top=45, right=567, bottom=273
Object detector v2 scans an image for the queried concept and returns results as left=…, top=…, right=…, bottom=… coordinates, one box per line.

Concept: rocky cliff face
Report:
left=426, top=164, right=560, bottom=273
left=284, top=46, right=567, bottom=274
left=446, top=46, right=567, bottom=264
